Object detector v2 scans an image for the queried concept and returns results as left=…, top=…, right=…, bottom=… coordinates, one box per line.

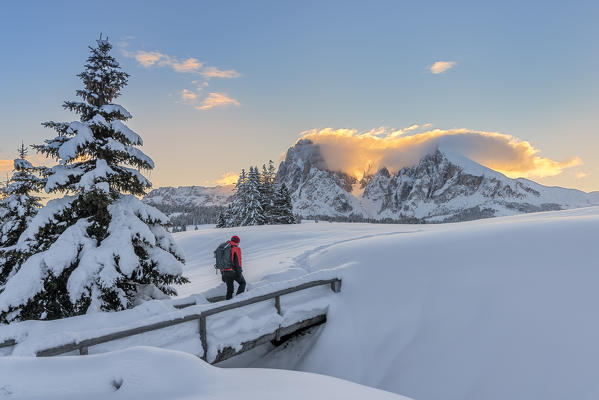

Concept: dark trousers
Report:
left=222, top=269, right=246, bottom=300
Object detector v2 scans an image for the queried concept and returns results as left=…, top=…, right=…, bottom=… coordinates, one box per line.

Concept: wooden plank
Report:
left=277, top=314, right=326, bottom=339
left=37, top=314, right=202, bottom=357
left=212, top=314, right=327, bottom=364
left=211, top=332, right=278, bottom=364
left=202, top=279, right=342, bottom=317
left=173, top=302, right=195, bottom=309
left=176, top=279, right=339, bottom=309
left=0, top=339, right=16, bottom=349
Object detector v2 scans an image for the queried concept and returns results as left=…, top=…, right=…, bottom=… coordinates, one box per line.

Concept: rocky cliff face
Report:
left=277, top=139, right=599, bottom=222
left=276, top=140, right=364, bottom=218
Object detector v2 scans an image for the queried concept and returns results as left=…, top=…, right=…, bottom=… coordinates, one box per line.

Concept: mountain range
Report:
left=276, top=139, right=599, bottom=222
left=143, top=139, right=599, bottom=224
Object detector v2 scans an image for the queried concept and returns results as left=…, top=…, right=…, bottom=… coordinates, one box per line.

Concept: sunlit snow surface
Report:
left=2, top=207, right=599, bottom=400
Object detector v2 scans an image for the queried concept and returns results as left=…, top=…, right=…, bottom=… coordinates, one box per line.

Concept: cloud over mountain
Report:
left=299, top=127, right=581, bottom=179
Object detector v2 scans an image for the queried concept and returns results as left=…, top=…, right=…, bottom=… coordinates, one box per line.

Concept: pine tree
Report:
left=273, top=183, right=295, bottom=224
left=0, top=143, right=45, bottom=286
left=260, top=160, right=277, bottom=224
left=0, top=37, right=188, bottom=323
left=226, top=169, right=247, bottom=227
left=222, top=167, right=268, bottom=227
left=216, top=209, right=226, bottom=228
left=243, top=167, right=265, bottom=226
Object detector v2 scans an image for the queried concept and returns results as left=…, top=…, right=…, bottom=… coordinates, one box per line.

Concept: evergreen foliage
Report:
left=218, top=163, right=295, bottom=228
left=0, top=37, right=188, bottom=323
left=227, top=169, right=247, bottom=227
left=0, top=143, right=45, bottom=286
left=259, top=161, right=276, bottom=222
left=273, top=184, right=295, bottom=224
left=243, top=167, right=265, bottom=226
left=216, top=208, right=226, bottom=228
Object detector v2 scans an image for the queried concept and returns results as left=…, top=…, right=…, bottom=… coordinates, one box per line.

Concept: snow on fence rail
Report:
left=1, top=278, right=342, bottom=362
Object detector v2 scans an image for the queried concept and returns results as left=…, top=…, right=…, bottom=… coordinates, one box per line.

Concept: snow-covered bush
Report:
left=0, top=37, right=188, bottom=323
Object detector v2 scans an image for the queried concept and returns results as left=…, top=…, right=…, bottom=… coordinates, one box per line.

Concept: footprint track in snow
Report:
left=291, top=230, right=422, bottom=273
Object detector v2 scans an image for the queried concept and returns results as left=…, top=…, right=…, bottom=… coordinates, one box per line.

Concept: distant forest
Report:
left=149, top=203, right=225, bottom=231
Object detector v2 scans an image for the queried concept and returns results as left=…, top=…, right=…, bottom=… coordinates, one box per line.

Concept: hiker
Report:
left=214, top=235, right=246, bottom=300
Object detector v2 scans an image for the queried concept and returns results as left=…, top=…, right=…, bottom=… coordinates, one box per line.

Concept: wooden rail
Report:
left=0, top=339, right=16, bottom=349
left=24, top=278, right=342, bottom=361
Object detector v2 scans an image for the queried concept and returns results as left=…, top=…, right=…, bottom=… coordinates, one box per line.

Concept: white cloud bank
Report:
left=299, top=127, right=581, bottom=179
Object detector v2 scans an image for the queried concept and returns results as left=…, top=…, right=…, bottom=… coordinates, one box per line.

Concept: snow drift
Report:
left=0, top=346, right=407, bottom=399
left=246, top=207, right=599, bottom=400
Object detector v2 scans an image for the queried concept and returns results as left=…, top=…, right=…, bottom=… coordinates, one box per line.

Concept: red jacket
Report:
left=226, top=241, right=242, bottom=271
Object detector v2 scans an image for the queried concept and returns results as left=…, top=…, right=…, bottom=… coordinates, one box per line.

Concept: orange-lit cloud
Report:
left=134, top=51, right=203, bottom=73
left=196, top=92, right=240, bottom=110
left=135, top=51, right=163, bottom=67
left=299, top=127, right=581, bottom=179
left=181, top=89, right=198, bottom=101
left=430, top=61, right=456, bottom=74
left=576, top=172, right=589, bottom=179
left=131, top=50, right=240, bottom=78
left=215, top=171, right=239, bottom=185
left=201, top=67, right=241, bottom=79
left=170, top=58, right=203, bottom=73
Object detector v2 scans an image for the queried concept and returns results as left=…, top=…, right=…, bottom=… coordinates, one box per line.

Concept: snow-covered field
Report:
left=2, top=207, right=599, bottom=400
left=0, top=346, right=406, bottom=399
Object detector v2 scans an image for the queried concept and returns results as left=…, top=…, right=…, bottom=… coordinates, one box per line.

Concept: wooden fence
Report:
left=1, top=278, right=342, bottom=363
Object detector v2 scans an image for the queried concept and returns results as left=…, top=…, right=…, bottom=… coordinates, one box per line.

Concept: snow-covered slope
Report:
left=3, top=209, right=599, bottom=400
left=277, top=139, right=599, bottom=222
left=143, top=185, right=234, bottom=208
left=0, top=346, right=407, bottom=400
left=254, top=208, right=599, bottom=400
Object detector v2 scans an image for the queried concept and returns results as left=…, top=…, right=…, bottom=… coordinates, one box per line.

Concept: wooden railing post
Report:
left=79, top=346, right=88, bottom=355
left=274, top=296, right=281, bottom=315
left=199, top=315, right=207, bottom=361
left=331, top=279, right=342, bottom=293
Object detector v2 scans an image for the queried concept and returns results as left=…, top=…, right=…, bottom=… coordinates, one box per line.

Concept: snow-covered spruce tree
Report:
left=215, top=208, right=226, bottom=228
left=273, top=183, right=295, bottom=224
left=225, top=169, right=247, bottom=227
left=0, top=143, right=45, bottom=286
left=242, top=167, right=265, bottom=226
left=222, top=167, right=267, bottom=227
left=0, top=38, right=188, bottom=323
left=260, top=160, right=276, bottom=224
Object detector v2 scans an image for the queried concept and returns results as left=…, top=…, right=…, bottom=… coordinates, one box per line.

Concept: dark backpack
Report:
left=214, top=242, right=232, bottom=271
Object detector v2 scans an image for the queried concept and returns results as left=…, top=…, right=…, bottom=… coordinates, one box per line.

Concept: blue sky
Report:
left=1, top=0, right=598, bottom=190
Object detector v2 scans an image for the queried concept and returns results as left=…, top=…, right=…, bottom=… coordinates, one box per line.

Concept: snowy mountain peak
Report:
left=277, top=143, right=599, bottom=222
